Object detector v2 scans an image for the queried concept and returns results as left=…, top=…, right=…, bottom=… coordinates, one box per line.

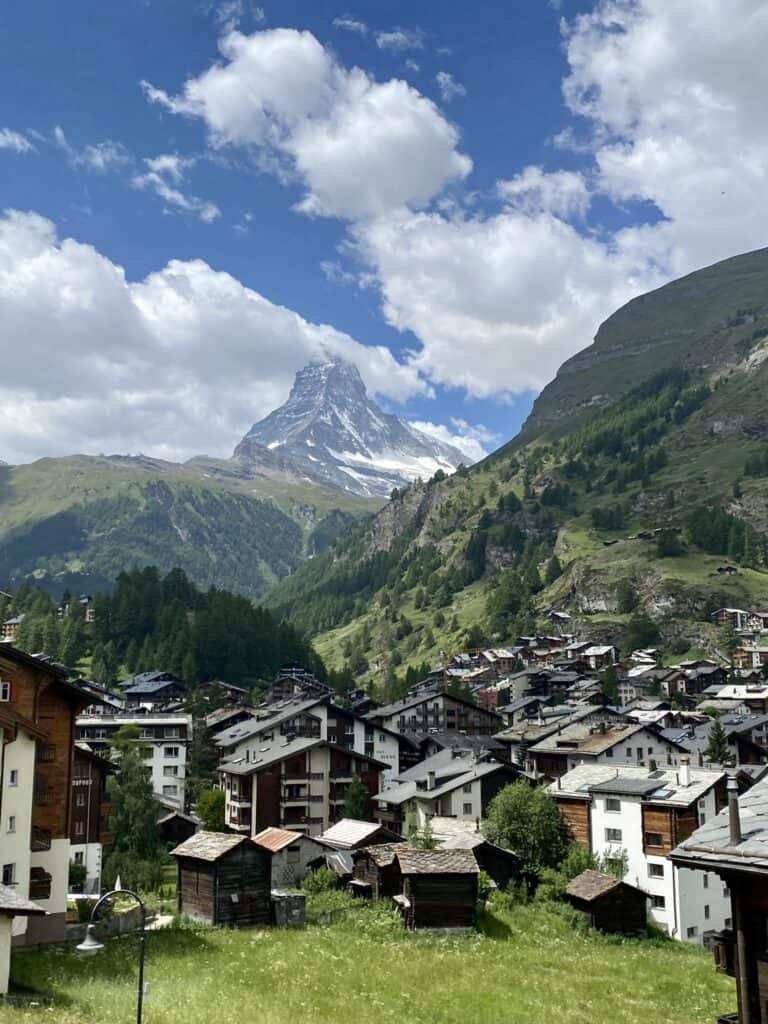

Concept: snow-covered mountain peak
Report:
left=233, top=357, right=467, bottom=496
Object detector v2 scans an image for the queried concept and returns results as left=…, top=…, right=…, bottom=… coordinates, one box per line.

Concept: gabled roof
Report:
left=170, top=831, right=252, bottom=861
left=214, top=697, right=322, bottom=748
left=396, top=848, right=479, bottom=875
left=566, top=869, right=627, bottom=902
left=317, top=818, right=399, bottom=850
left=124, top=671, right=184, bottom=695
left=672, top=776, right=768, bottom=873
left=0, top=641, right=67, bottom=678
left=219, top=735, right=388, bottom=776
left=357, top=842, right=408, bottom=867
left=254, top=827, right=312, bottom=853
left=551, top=762, right=726, bottom=807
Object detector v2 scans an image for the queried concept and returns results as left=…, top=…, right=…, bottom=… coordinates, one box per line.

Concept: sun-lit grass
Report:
left=5, top=903, right=734, bottom=1024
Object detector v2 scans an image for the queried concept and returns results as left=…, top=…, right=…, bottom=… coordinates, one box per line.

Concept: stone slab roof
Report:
left=170, top=831, right=248, bottom=862
left=396, top=848, right=479, bottom=875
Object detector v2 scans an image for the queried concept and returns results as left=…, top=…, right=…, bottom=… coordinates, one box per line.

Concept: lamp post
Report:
left=76, top=888, right=147, bottom=1024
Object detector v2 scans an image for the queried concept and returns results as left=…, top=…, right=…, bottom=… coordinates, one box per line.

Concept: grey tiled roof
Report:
left=566, top=870, right=621, bottom=902
left=170, top=831, right=248, bottom=861
left=672, top=776, right=768, bottom=872
left=0, top=883, right=45, bottom=916
left=396, top=848, right=479, bottom=875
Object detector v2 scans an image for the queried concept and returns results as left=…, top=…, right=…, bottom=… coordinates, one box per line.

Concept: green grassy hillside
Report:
left=268, top=247, right=768, bottom=681
left=0, top=455, right=378, bottom=598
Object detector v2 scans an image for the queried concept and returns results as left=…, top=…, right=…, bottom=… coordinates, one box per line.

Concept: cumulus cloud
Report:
left=53, top=126, right=129, bottom=171
left=131, top=153, right=221, bottom=222
left=142, top=28, right=471, bottom=220
left=0, top=210, right=428, bottom=464
left=410, top=419, right=496, bottom=462
left=435, top=71, right=466, bottom=102
left=375, top=27, right=425, bottom=52
left=0, top=128, right=35, bottom=154
left=332, top=15, right=367, bottom=36
left=497, top=166, right=590, bottom=219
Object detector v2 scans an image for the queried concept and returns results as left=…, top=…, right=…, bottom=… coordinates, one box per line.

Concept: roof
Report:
left=530, top=719, right=687, bottom=758
left=358, top=842, right=408, bottom=867
left=377, top=758, right=511, bottom=806
left=0, top=641, right=67, bottom=678
left=253, top=827, right=308, bottom=853
left=219, top=735, right=387, bottom=777
left=672, top=776, right=768, bottom=873
left=366, top=691, right=501, bottom=722
left=395, top=848, right=479, bottom=875
left=566, top=870, right=622, bottom=902
left=0, top=883, right=45, bottom=917
left=170, top=831, right=250, bottom=861
left=214, top=697, right=321, bottom=748
left=205, top=705, right=253, bottom=729
left=124, top=672, right=184, bottom=695
left=551, top=762, right=726, bottom=808
left=317, top=818, right=395, bottom=850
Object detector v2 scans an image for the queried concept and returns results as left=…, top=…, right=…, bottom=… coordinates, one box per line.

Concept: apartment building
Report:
left=69, top=746, right=114, bottom=893
left=365, top=692, right=503, bottom=737
left=0, top=644, right=93, bottom=945
left=551, top=760, right=732, bottom=943
left=528, top=720, right=688, bottom=779
left=214, top=696, right=404, bottom=782
left=76, top=711, right=192, bottom=809
left=218, top=735, right=386, bottom=837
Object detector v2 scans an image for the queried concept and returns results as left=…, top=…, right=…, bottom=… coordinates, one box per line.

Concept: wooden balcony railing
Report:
left=30, top=826, right=52, bottom=852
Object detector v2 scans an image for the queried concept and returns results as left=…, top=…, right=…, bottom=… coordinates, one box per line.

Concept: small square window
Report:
left=650, top=895, right=666, bottom=909
left=463, top=802, right=473, bottom=815
left=686, top=926, right=698, bottom=938
left=648, top=863, right=664, bottom=878
left=645, top=831, right=664, bottom=848
left=605, top=828, right=622, bottom=843
left=1, top=863, right=15, bottom=886
left=605, top=797, right=621, bottom=812
left=463, top=784, right=472, bottom=794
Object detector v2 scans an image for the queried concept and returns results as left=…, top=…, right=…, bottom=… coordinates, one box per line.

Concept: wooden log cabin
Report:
left=171, top=832, right=272, bottom=928
left=672, top=776, right=768, bottom=1024
left=350, top=843, right=407, bottom=899
left=394, top=848, right=479, bottom=930
left=565, top=869, right=647, bottom=935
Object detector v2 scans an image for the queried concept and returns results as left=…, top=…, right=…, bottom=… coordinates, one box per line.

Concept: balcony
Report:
left=229, top=795, right=252, bottom=807
left=29, top=867, right=52, bottom=901
left=330, top=771, right=353, bottom=780
left=30, top=826, right=52, bottom=852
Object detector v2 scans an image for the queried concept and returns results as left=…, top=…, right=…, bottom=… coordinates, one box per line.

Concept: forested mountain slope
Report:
left=267, top=247, right=768, bottom=682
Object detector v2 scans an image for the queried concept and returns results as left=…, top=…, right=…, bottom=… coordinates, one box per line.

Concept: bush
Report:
left=69, top=860, right=87, bottom=893
left=302, top=867, right=338, bottom=895
left=488, top=881, right=529, bottom=914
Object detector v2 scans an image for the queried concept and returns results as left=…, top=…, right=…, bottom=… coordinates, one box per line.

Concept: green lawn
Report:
left=5, top=903, right=734, bottom=1024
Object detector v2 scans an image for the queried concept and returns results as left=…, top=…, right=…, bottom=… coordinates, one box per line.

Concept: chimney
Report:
left=728, top=775, right=742, bottom=846
left=679, top=755, right=691, bottom=788
left=427, top=770, right=436, bottom=791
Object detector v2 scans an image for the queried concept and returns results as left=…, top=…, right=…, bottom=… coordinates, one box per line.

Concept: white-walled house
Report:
left=253, top=827, right=324, bottom=888
left=551, top=761, right=731, bottom=943
left=528, top=720, right=689, bottom=779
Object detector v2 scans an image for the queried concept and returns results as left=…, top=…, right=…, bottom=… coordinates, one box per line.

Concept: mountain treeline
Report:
left=2, top=566, right=324, bottom=690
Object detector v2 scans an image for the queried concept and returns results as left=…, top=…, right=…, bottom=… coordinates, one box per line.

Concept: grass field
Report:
left=4, top=902, right=734, bottom=1024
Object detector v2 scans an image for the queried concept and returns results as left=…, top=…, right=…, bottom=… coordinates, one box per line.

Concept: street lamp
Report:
left=76, top=888, right=147, bottom=1024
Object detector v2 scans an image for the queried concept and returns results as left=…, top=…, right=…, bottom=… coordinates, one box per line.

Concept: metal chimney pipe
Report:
left=727, top=775, right=742, bottom=846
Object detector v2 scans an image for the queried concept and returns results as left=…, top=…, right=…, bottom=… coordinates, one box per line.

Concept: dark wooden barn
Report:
left=350, top=843, right=407, bottom=899
left=440, top=834, right=520, bottom=889
left=565, top=870, right=647, bottom=935
left=394, top=848, right=479, bottom=930
left=157, top=810, right=200, bottom=847
left=171, top=832, right=272, bottom=928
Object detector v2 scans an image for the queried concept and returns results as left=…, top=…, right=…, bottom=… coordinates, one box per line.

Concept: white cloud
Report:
left=435, top=71, right=466, bottom=102
left=409, top=419, right=492, bottom=463
left=332, top=15, right=367, bottom=36
left=497, top=166, right=590, bottom=218
left=142, top=28, right=471, bottom=220
left=53, top=126, right=129, bottom=171
left=375, top=27, right=425, bottom=52
left=0, top=210, right=428, bottom=464
left=213, top=0, right=264, bottom=29
left=320, top=259, right=357, bottom=286
left=131, top=153, right=221, bottom=222
left=405, top=59, right=420, bottom=73
left=0, top=129, right=35, bottom=154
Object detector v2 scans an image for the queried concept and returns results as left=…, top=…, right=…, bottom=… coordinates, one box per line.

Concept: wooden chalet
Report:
left=171, top=832, right=271, bottom=928
left=394, top=848, right=479, bottom=930
left=565, top=870, right=647, bottom=935
left=350, top=843, right=407, bottom=899
left=672, top=776, right=768, bottom=1023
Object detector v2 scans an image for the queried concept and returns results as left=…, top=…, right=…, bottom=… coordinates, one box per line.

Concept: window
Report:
left=6, top=816, right=15, bottom=833
left=650, top=895, right=666, bottom=909
left=605, top=828, right=622, bottom=843
left=162, top=785, right=178, bottom=796
left=687, top=926, right=698, bottom=939
left=704, top=905, right=710, bottom=920
left=0, top=681, right=10, bottom=702
left=287, top=845, right=301, bottom=864
left=605, top=748, right=613, bottom=758
left=725, top=917, right=732, bottom=929
left=165, top=727, right=180, bottom=739
left=8, top=769, right=18, bottom=787
left=647, top=747, right=654, bottom=755
left=1, top=864, right=15, bottom=886
left=648, top=863, right=664, bottom=878
left=625, top=748, right=633, bottom=758
left=703, top=874, right=709, bottom=889
left=164, top=746, right=179, bottom=759
left=699, top=813, right=706, bottom=825
left=76, top=792, right=86, bottom=807
left=605, top=797, right=621, bottom=812
left=163, top=765, right=179, bottom=777
left=463, top=803, right=473, bottom=815
left=463, top=784, right=472, bottom=794
left=74, top=852, right=84, bottom=866
left=645, top=831, right=664, bottom=848
left=723, top=885, right=730, bottom=898
left=74, top=821, right=84, bottom=837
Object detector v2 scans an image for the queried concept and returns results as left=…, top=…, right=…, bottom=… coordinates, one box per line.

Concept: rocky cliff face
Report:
left=234, top=358, right=465, bottom=497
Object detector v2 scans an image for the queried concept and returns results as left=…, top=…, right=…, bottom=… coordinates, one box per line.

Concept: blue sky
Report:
left=1, top=0, right=767, bottom=464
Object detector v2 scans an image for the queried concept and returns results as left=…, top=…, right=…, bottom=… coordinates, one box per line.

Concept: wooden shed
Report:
left=171, top=832, right=272, bottom=928
left=440, top=834, right=520, bottom=889
left=394, top=848, right=479, bottom=930
left=350, top=843, right=407, bottom=899
left=565, top=870, right=647, bottom=935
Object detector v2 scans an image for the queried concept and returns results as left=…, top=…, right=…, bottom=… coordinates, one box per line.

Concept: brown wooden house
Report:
left=351, top=843, right=407, bottom=899
left=565, top=870, right=647, bottom=935
left=171, top=832, right=272, bottom=927
left=394, top=848, right=479, bottom=930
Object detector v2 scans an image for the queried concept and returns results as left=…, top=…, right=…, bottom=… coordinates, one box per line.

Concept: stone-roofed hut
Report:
left=394, top=848, right=479, bottom=930
left=351, top=842, right=408, bottom=899
left=565, top=870, right=647, bottom=935
left=171, top=831, right=271, bottom=927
